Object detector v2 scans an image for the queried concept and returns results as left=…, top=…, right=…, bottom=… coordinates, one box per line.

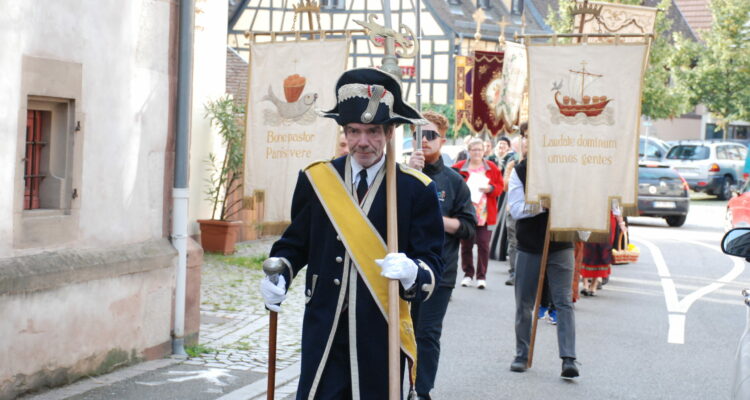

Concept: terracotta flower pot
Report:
left=197, top=219, right=242, bottom=255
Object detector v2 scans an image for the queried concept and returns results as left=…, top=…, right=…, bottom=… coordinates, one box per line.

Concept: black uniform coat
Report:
left=270, top=155, right=445, bottom=400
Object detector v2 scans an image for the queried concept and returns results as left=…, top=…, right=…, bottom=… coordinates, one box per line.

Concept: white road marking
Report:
left=613, top=275, right=745, bottom=296
left=635, top=238, right=745, bottom=344
left=603, top=284, right=743, bottom=307
left=135, top=368, right=235, bottom=387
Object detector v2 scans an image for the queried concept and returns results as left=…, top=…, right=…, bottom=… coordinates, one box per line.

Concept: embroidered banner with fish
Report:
left=575, top=1, right=657, bottom=43
left=245, top=39, right=349, bottom=223
left=454, top=55, right=474, bottom=132
left=525, top=41, right=649, bottom=238
left=471, top=50, right=506, bottom=136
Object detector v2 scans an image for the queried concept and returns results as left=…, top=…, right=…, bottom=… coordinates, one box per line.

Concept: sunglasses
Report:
left=414, top=130, right=441, bottom=141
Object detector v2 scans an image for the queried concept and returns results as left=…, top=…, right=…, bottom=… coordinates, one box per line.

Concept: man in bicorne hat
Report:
left=259, top=68, right=445, bottom=399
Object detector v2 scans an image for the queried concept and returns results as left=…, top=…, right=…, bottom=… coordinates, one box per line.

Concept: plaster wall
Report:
left=651, top=117, right=702, bottom=141
left=0, top=0, right=171, bottom=256
left=188, top=0, right=229, bottom=235
left=0, top=239, right=177, bottom=399
left=0, top=268, right=174, bottom=377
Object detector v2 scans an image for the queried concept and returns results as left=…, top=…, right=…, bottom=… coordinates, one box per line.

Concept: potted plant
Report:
left=197, top=95, right=245, bottom=254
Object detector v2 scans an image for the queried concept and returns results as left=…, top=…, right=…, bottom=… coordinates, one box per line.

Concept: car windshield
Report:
left=639, top=166, right=681, bottom=180
left=666, top=145, right=710, bottom=160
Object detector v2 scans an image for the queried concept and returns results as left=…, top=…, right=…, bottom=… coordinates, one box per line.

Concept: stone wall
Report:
left=0, top=240, right=179, bottom=400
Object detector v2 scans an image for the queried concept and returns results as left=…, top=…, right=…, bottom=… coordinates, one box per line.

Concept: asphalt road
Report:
left=432, top=194, right=748, bottom=399
left=28, top=194, right=747, bottom=400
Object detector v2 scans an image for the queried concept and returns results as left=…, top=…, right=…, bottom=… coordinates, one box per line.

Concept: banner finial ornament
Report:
left=571, top=0, right=604, bottom=18
left=354, top=15, right=419, bottom=59
left=498, top=17, right=508, bottom=45
left=472, top=8, right=485, bottom=42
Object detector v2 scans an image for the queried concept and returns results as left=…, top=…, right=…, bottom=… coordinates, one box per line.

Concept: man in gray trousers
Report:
left=506, top=124, right=578, bottom=379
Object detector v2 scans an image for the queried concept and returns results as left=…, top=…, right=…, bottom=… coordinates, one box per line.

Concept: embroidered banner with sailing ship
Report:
left=524, top=41, right=649, bottom=237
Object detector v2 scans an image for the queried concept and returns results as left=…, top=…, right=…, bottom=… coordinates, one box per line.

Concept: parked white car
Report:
left=662, top=141, right=748, bottom=200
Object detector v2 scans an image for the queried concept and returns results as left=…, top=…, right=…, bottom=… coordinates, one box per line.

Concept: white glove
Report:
left=375, top=253, right=418, bottom=289
left=260, top=275, right=287, bottom=312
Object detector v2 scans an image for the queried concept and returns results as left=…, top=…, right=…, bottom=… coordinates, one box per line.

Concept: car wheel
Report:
left=717, top=176, right=733, bottom=200
left=665, top=215, right=687, bottom=227
left=725, top=208, right=734, bottom=232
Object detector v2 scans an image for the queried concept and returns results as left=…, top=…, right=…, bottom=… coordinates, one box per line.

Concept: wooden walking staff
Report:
left=526, top=208, right=552, bottom=368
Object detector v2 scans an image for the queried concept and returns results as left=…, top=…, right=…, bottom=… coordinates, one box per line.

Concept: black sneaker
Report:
left=561, top=357, right=579, bottom=379
left=510, top=356, right=527, bottom=372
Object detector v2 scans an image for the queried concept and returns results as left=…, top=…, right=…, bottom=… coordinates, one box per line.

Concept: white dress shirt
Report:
left=508, top=169, right=544, bottom=220
left=350, top=155, right=385, bottom=192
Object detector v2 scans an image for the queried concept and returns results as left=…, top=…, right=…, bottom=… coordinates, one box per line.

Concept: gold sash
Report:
left=305, top=161, right=418, bottom=383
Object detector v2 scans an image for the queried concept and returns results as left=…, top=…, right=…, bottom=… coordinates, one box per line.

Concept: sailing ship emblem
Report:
left=553, top=61, right=612, bottom=117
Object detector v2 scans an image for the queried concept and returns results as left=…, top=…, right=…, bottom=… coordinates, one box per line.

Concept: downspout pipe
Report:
left=172, top=0, right=194, bottom=357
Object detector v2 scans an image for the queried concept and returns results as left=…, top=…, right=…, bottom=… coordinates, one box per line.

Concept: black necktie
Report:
left=356, top=169, right=368, bottom=202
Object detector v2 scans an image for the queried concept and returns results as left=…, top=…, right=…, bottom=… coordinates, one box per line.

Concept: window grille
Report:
left=24, top=110, right=46, bottom=210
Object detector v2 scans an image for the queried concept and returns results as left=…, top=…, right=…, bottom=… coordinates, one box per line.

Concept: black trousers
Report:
left=410, top=286, right=453, bottom=396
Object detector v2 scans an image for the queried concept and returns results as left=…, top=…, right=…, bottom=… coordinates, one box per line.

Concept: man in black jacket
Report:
left=506, top=123, right=579, bottom=379
left=408, top=111, right=476, bottom=399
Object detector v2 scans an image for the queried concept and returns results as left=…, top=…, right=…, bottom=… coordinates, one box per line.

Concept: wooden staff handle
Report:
left=527, top=210, right=552, bottom=369
left=386, top=138, right=400, bottom=400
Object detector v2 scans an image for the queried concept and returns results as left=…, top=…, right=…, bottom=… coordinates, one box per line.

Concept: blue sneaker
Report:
left=537, top=306, right=548, bottom=320
left=548, top=309, right=558, bottom=325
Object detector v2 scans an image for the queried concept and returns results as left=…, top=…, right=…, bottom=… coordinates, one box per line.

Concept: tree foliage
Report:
left=546, top=0, right=695, bottom=119
left=680, top=0, right=750, bottom=130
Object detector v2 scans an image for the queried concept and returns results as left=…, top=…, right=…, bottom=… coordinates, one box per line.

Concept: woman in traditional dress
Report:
left=580, top=206, right=627, bottom=296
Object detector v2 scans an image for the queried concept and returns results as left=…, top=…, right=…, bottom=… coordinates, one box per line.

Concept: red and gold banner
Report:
left=454, top=55, right=473, bottom=132
left=471, top=50, right=506, bottom=136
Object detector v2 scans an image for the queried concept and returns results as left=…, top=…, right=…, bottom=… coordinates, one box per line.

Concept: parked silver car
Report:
left=639, top=135, right=671, bottom=162
left=662, top=141, right=748, bottom=200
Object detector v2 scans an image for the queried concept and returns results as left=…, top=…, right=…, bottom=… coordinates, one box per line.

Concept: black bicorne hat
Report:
left=318, top=68, right=427, bottom=126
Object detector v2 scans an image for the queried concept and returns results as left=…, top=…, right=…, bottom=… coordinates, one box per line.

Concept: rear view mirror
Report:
left=721, top=228, right=750, bottom=259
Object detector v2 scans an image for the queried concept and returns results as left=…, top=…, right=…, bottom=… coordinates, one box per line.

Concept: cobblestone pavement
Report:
left=186, top=237, right=303, bottom=399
